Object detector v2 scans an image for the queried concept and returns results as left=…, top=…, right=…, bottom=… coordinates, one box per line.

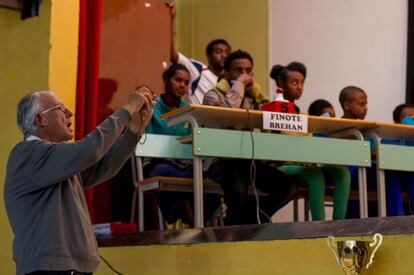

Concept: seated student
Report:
left=384, top=104, right=414, bottom=215
left=203, top=50, right=297, bottom=225
left=145, top=64, right=218, bottom=227
left=271, top=62, right=351, bottom=221
left=308, top=99, right=336, bottom=117
left=339, top=86, right=368, bottom=120
left=168, top=1, right=231, bottom=104
left=393, top=103, right=414, bottom=125
left=339, top=86, right=376, bottom=217
left=146, top=64, right=191, bottom=137
left=340, top=88, right=413, bottom=216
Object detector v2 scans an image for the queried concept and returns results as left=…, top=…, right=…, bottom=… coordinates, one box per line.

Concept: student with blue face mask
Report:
left=385, top=104, right=414, bottom=215
left=347, top=103, right=414, bottom=217
left=308, top=99, right=336, bottom=118
left=394, top=104, right=414, bottom=126
left=402, top=115, right=414, bottom=125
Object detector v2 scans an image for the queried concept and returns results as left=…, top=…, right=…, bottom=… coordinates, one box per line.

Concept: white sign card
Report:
left=262, top=111, right=308, bottom=133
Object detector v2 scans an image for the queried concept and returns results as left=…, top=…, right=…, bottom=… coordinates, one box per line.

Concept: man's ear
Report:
left=343, top=101, right=350, bottom=111
left=35, top=114, right=48, bottom=127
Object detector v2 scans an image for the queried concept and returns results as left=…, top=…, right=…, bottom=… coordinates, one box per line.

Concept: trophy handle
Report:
left=366, top=233, right=383, bottom=269
left=327, top=236, right=341, bottom=267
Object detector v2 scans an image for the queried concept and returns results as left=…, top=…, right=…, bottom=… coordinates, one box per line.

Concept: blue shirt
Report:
left=380, top=117, right=414, bottom=147
left=145, top=96, right=191, bottom=136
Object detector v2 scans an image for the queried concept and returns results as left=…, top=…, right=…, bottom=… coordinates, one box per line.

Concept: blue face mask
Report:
left=320, top=112, right=331, bottom=117
left=401, top=115, right=414, bottom=125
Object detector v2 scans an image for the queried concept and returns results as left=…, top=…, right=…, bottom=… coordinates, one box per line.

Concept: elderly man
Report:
left=4, top=88, right=152, bottom=275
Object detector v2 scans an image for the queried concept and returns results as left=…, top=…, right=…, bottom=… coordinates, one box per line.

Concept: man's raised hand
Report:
left=122, top=86, right=154, bottom=116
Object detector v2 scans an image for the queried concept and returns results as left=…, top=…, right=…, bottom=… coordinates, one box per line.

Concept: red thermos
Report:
left=261, top=88, right=295, bottom=113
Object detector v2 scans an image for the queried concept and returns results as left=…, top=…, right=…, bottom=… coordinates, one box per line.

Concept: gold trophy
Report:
left=327, top=233, right=382, bottom=275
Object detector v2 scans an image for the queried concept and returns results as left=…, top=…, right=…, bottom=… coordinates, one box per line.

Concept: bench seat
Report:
left=139, top=176, right=223, bottom=194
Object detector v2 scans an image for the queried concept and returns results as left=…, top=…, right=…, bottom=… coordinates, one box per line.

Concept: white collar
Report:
left=25, top=135, right=42, bottom=141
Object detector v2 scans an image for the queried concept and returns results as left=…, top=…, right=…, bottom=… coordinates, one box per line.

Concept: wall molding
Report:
left=0, top=0, right=21, bottom=10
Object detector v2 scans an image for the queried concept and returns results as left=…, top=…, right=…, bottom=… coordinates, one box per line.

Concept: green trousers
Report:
left=278, top=165, right=350, bottom=220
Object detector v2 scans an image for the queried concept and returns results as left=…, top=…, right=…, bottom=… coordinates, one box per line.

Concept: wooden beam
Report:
left=0, top=0, right=21, bottom=10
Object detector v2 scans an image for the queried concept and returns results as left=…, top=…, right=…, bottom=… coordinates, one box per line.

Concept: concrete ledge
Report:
left=97, top=216, right=414, bottom=247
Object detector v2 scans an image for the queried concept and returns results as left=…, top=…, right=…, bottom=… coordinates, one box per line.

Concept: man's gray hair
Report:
left=17, top=90, right=55, bottom=137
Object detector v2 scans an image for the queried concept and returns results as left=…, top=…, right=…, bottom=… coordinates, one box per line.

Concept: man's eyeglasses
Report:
left=39, top=104, right=67, bottom=115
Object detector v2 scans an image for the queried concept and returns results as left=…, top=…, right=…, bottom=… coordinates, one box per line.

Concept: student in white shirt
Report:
left=168, top=1, right=231, bottom=104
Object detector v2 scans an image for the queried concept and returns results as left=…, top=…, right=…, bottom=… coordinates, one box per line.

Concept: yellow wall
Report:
left=48, top=0, right=79, bottom=113
left=176, top=0, right=269, bottom=95
left=0, top=3, right=51, bottom=272
left=0, top=0, right=79, bottom=272
left=96, top=234, right=414, bottom=274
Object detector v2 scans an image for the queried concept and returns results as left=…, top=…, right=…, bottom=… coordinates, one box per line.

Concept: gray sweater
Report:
left=4, top=108, right=139, bottom=275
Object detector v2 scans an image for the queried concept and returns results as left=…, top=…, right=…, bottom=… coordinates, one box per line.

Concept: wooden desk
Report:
left=363, top=122, right=414, bottom=217
left=161, top=105, right=374, bottom=227
left=161, top=105, right=376, bottom=133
